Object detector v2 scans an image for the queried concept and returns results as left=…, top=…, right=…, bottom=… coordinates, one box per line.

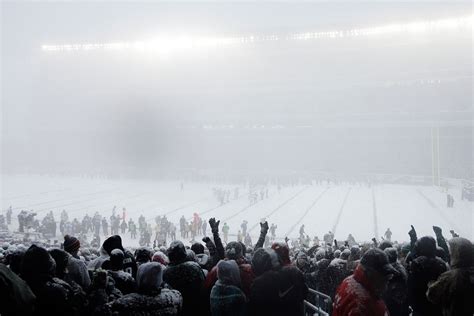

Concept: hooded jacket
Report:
left=108, top=262, right=183, bottom=316
left=332, top=264, right=390, bottom=316
left=163, top=241, right=205, bottom=316
left=204, top=242, right=255, bottom=298
left=426, top=237, right=474, bottom=316
left=102, top=235, right=138, bottom=278
left=248, top=248, right=308, bottom=316
left=407, top=236, right=448, bottom=316
left=383, top=247, right=409, bottom=316
left=210, top=260, right=246, bottom=316
left=66, top=253, right=91, bottom=289
left=20, top=245, right=78, bottom=316
left=0, top=263, right=36, bottom=316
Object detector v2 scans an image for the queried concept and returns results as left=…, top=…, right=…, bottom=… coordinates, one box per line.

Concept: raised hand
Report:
left=408, top=225, right=417, bottom=240
left=432, top=226, right=442, bottom=236
left=449, top=230, right=459, bottom=238
left=209, top=218, right=220, bottom=233
left=260, top=221, right=269, bottom=233
left=202, top=236, right=211, bottom=243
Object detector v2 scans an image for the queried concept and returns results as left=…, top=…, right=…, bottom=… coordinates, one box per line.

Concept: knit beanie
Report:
left=63, top=235, right=80, bottom=254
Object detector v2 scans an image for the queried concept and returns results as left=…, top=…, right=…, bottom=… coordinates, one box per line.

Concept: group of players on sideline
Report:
left=0, top=201, right=472, bottom=316
left=3, top=205, right=404, bottom=250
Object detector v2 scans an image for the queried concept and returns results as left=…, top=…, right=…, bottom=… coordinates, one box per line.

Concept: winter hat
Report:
left=102, top=235, right=124, bottom=255
left=6, top=248, right=26, bottom=275
left=350, top=246, right=361, bottom=259
left=379, top=240, right=393, bottom=251
left=448, top=237, right=474, bottom=269
left=341, top=249, right=351, bottom=260
left=186, top=249, right=196, bottom=262
left=167, top=241, right=187, bottom=264
left=252, top=248, right=280, bottom=276
left=6, top=245, right=17, bottom=255
left=271, top=242, right=291, bottom=266
left=225, top=241, right=243, bottom=260
left=63, top=235, right=80, bottom=254
left=415, top=236, right=436, bottom=258
left=137, top=262, right=163, bottom=294
left=109, top=248, right=124, bottom=270
left=360, top=248, right=398, bottom=276
left=21, top=245, right=56, bottom=283
left=296, top=252, right=310, bottom=271
left=191, top=242, right=205, bottom=255
left=217, top=259, right=241, bottom=287
left=135, top=247, right=153, bottom=264
left=383, top=247, right=398, bottom=264
left=315, top=248, right=326, bottom=261
left=152, top=251, right=169, bottom=266
left=334, top=249, right=341, bottom=258
left=49, top=248, right=69, bottom=278
left=81, top=248, right=91, bottom=256
left=401, top=243, right=411, bottom=255
left=16, top=244, right=27, bottom=253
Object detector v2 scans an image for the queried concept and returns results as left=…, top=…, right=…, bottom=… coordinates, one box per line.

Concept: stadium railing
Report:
left=304, top=288, right=332, bottom=316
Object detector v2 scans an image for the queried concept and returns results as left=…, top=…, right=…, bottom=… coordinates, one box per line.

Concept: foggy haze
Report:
left=2, top=2, right=472, bottom=179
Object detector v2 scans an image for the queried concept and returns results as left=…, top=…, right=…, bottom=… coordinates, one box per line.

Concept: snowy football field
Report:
left=1, top=174, right=472, bottom=246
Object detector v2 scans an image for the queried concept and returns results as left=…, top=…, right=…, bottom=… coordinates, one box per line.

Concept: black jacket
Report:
left=426, top=237, right=474, bottom=316
left=163, top=261, right=205, bottom=316
left=407, top=255, right=447, bottom=316
left=248, top=265, right=308, bottom=316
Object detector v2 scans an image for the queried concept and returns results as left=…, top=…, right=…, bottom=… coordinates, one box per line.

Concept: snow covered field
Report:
left=1, top=174, right=472, bottom=246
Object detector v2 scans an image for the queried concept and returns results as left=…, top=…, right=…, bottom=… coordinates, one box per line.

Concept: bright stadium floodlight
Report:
left=41, top=15, right=472, bottom=54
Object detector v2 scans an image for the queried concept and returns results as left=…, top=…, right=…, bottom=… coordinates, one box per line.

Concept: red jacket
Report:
left=332, top=264, right=390, bottom=316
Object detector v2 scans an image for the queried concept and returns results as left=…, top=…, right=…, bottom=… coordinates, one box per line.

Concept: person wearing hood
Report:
left=426, top=237, right=474, bottom=316
left=383, top=247, right=409, bottom=316
left=63, top=235, right=91, bottom=289
left=0, top=263, right=36, bottom=316
left=311, top=247, right=334, bottom=296
left=204, top=241, right=255, bottom=298
left=210, top=260, right=246, bottom=316
left=102, top=248, right=137, bottom=295
left=333, top=248, right=397, bottom=316
left=296, top=251, right=318, bottom=290
left=407, top=236, right=448, bottom=316
left=4, top=247, right=26, bottom=275
left=248, top=248, right=308, bottom=316
left=20, top=245, right=76, bottom=316
left=163, top=241, right=205, bottom=316
left=102, top=235, right=138, bottom=278
left=49, top=248, right=89, bottom=315
left=107, top=262, right=183, bottom=316
left=326, top=249, right=351, bottom=299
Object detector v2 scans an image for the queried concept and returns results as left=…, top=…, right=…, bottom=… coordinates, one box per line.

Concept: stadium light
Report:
left=41, top=15, right=472, bottom=54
